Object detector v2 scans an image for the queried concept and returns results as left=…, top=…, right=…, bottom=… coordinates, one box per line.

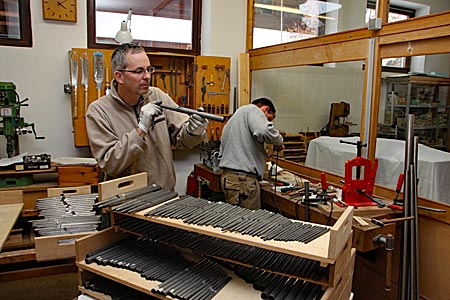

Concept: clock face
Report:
left=42, top=0, right=77, bottom=22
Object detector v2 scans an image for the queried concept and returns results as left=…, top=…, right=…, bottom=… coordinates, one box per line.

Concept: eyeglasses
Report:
left=118, top=66, right=156, bottom=75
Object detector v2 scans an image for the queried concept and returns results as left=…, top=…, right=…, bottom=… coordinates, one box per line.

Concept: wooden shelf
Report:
left=128, top=200, right=353, bottom=264
left=76, top=173, right=355, bottom=300
left=76, top=227, right=355, bottom=300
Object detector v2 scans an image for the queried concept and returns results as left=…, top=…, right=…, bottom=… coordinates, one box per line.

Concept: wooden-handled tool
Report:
left=81, top=55, right=89, bottom=116
left=70, top=51, right=78, bottom=119
left=104, top=66, right=111, bottom=95
left=371, top=216, right=414, bottom=227
left=93, top=52, right=104, bottom=100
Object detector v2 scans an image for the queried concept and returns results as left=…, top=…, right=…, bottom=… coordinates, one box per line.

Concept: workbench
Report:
left=192, top=163, right=224, bottom=200
left=260, top=185, right=398, bottom=253
left=0, top=203, right=23, bottom=252
left=306, top=136, right=450, bottom=204
left=0, top=165, right=100, bottom=217
left=192, top=162, right=399, bottom=253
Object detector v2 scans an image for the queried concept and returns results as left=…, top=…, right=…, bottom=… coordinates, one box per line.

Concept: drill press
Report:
left=0, top=82, right=45, bottom=158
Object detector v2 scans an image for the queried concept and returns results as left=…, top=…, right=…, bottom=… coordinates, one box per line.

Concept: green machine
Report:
left=0, top=82, right=45, bottom=158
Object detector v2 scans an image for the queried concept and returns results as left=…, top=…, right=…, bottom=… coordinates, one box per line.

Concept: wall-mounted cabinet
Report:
left=69, top=49, right=230, bottom=147
left=379, top=75, right=450, bottom=152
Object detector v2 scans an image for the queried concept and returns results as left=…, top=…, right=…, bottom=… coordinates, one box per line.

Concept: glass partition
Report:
left=252, top=0, right=368, bottom=49
left=251, top=1, right=450, bottom=50
left=377, top=53, right=450, bottom=151
left=251, top=62, right=365, bottom=136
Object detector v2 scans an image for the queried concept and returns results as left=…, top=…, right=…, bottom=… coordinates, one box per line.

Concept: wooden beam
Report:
left=238, top=52, right=250, bottom=106
left=246, top=0, right=254, bottom=52
left=250, top=39, right=368, bottom=70
left=249, top=29, right=372, bottom=57
left=377, top=0, right=389, bottom=25
left=367, top=37, right=383, bottom=161
left=377, top=10, right=450, bottom=38
left=379, top=24, right=450, bottom=45
left=380, top=36, right=450, bottom=58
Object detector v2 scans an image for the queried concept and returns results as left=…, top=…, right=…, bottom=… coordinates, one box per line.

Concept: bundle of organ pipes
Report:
left=94, top=183, right=178, bottom=214
left=30, top=193, right=100, bottom=236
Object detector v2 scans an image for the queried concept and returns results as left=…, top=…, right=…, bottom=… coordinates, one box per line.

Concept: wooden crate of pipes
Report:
left=74, top=172, right=356, bottom=300
left=32, top=185, right=101, bottom=261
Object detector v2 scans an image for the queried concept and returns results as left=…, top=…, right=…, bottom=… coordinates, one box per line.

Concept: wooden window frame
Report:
left=367, top=0, right=415, bottom=73
left=87, top=0, right=202, bottom=55
left=245, top=1, right=450, bottom=160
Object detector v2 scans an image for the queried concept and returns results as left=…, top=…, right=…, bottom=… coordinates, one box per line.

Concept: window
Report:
left=366, top=1, right=415, bottom=72
left=253, top=0, right=341, bottom=48
left=88, top=0, right=201, bottom=55
left=0, top=0, right=32, bottom=47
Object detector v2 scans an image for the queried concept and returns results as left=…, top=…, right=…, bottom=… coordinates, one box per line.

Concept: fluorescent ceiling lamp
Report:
left=254, top=2, right=336, bottom=20
left=115, top=8, right=133, bottom=44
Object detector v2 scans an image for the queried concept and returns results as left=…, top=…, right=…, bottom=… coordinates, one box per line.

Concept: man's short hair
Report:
left=111, top=43, right=145, bottom=72
left=252, top=97, right=276, bottom=113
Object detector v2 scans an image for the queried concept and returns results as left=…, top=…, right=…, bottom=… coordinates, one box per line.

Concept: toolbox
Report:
left=15, top=154, right=51, bottom=171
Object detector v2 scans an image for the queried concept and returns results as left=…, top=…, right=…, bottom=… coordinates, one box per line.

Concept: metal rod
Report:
left=159, top=103, right=226, bottom=122
left=412, top=137, right=420, bottom=300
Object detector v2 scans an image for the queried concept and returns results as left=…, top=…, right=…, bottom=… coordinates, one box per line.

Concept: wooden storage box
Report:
left=135, top=204, right=353, bottom=264
left=76, top=228, right=356, bottom=300
left=78, top=172, right=355, bottom=299
left=35, top=232, right=94, bottom=262
left=58, top=165, right=100, bottom=187
left=34, top=185, right=98, bottom=261
left=112, top=211, right=353, bottom=288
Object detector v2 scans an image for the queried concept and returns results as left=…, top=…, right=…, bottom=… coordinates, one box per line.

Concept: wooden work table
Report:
left=260, top=184, right=398, bottom=253
left=193, top=163, right=223, bottom=193
left=192, top=162, right=399, bottom=253
left=0, top=203, right=24, bottom=252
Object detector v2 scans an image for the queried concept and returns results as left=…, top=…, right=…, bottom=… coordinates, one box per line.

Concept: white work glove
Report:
left=138, top=100, right=163, bottom=134
left=187, top=108, right=209, bottom=136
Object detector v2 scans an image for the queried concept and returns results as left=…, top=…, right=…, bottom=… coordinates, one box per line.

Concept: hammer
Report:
left=371, top=216, right=414, bottom=227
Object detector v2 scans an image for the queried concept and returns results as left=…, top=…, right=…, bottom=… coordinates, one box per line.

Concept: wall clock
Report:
left=42, top=0, right=77, bottom=22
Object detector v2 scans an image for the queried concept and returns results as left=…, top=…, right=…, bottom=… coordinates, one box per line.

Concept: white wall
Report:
left=172, top=0, right=247, bottom=194
left=0, top=0, right=247, bottom=195
left=201, top=0, right=247, bottom=111
left=0, top=1, right=89, bottom=159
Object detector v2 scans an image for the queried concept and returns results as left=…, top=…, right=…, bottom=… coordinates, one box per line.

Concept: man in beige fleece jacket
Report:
left=86, top=43, right=208, bottom=190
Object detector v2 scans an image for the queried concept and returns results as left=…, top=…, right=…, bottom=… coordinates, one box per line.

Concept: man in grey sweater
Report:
left=219, top=98, right=283, bottom=209
left=86, top=43, right=208, bottom=190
